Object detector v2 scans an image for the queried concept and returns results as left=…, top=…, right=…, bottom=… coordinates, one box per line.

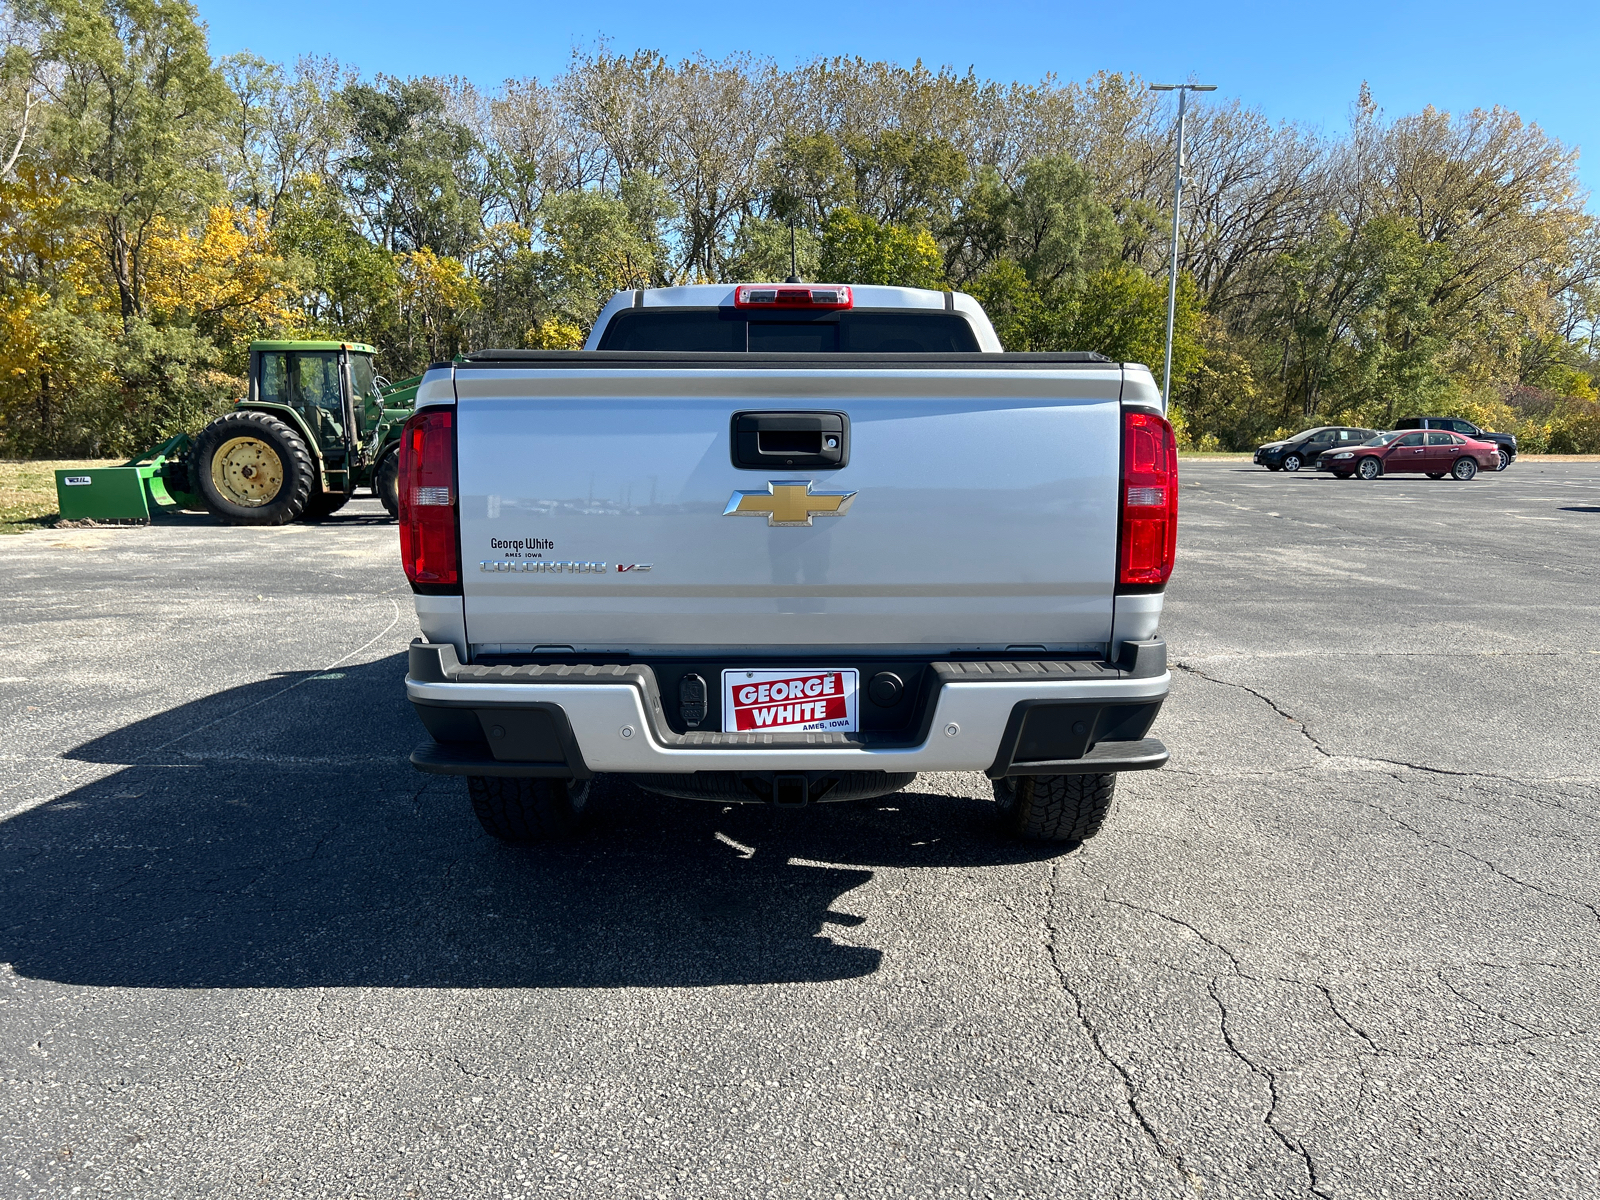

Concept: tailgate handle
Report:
left=732, top=411, right=849, bottom=470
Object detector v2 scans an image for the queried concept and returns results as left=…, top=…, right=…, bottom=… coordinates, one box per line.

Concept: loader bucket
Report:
left=54, top=434, right=200, bottom=523
left=55, top=466, right=154, bottom=521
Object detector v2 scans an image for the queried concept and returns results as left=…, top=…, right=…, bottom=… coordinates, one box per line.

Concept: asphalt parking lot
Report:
left=2, top=461, right=1598, bottom=1199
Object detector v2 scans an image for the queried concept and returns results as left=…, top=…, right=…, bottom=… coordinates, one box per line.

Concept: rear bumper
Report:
left=405, top=641, right=1169, bottom=780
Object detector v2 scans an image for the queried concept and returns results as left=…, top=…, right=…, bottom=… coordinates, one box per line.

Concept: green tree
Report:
left=1057, top=264, right=1201, bottom=388
left=274, top=175, right=400, bottom=350
left=536, top=188, right=655, bottom=325
left=726, top=216, right=820, bottom=284
left=966, top=258, right=1043, bottom=349
left=26, top=0, right=231, bottom=325
left=818, top=209, right=944, bottom=288
left=221, top=53, right=348, bottom=217
left=340, top=76, right=485, bottom=257
left=947, top=157, right=1117, bottom=293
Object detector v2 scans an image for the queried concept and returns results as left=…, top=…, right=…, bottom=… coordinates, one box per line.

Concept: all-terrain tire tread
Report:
left=467, top=775, right=582, bottom=842
left=994, top=772, right=1116, bottom=845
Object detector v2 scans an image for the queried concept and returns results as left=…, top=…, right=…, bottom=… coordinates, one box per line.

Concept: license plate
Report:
left=721, top=668, right=859, bottom=734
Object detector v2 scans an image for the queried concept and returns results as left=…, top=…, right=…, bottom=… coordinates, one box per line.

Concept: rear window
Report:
left=598, top=308, right=981, bottom=352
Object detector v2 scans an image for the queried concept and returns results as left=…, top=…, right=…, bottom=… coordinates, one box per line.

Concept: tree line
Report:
left=2, top=0, right=1597, bottom=457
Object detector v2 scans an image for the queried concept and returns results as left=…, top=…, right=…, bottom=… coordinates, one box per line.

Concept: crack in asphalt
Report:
left=1435, top=970, right=1541, bottom=1039
left=1171, top=661, right=1600, bottom=792
left=1338, top=786, right=1600, bottom=929
left=1313, top=983, right=1383, bottom=1056
left=1172, top=661, right=1331, bottom=759
left=1041, top=861, right=1196, bottom=1194
left=1081, top=880, right=1335, bottom=1196
left=1045, top=859, right=1367, bottom=1197
left=1208, top=976, right=1332, bottom=1198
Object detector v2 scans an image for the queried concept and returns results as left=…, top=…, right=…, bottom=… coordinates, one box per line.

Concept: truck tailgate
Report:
left=454, top=366, right=1123, bottom=654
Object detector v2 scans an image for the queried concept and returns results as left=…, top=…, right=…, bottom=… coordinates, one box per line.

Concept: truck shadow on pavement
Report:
left=0, top=653, right=1057, bottom=990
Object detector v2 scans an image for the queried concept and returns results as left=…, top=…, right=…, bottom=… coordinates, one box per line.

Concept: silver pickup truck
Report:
left=398, top=283, right=1176, bottom=846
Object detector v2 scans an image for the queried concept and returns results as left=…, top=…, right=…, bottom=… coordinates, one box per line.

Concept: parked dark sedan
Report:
left=1254, top=426, right=1379, bottom=472
left=1318, top=430, right=1500, bottom=480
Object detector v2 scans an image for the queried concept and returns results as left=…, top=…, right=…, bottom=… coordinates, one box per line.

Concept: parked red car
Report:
left=1318, top=430, right=1500, bottom=480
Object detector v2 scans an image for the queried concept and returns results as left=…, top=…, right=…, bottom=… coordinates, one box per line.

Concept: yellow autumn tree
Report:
left=142, top=205, right=298, bottom=349
left=0, top=166, right=118, bottom=453
left=398, top=248, right=481, bottom=362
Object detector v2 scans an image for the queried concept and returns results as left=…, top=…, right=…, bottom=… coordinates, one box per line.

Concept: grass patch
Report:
left=0, top=459, right=123, bottom=534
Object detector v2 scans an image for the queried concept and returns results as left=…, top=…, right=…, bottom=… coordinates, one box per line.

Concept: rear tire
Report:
left=467, top=775, right=589, bottom=842
left=993, top=773, right=1116, bottom=845
left=192, top=411, right=314, bottom=525
left=1452, top=457, right=1478, bottom=481
left=302, top=488, right=352, bottom=519
left=375, top=450, right=400, bottom=519
left=1357, top=456, right=1382, bottom=480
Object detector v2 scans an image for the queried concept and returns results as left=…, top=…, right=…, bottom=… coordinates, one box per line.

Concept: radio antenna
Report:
left=786, top=218, right=801, bottom=283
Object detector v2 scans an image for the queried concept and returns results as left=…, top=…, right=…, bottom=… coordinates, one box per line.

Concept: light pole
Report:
left=1150, top=82, right=1216, bottom=407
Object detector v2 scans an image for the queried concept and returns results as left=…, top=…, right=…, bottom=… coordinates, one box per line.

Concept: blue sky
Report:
left=199, top=0, right=1597, bottom=200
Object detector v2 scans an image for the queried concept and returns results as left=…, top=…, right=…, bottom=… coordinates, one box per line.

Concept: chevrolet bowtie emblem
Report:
left=724, top=480, right=857, bottom=527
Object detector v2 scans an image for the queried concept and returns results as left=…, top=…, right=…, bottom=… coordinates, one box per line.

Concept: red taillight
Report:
left=1119, top=409, right=1179, bottom=587
left=734, top=284, right=853, bottom=309
left=398, top=408, right=460, bottom=591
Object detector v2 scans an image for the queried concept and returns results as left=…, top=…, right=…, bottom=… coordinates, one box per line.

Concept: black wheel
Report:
left=302, top=488, right=352, bottom=519
left=192, top=411, right=314, bottom=525
left=1426, top=472, right=1446, bottom=479
left=1357, top=456, right=1382, bottom=480
left=374, top=450, right=400, bottom=519
left=1332, top=471, right=1354, bottom=479
left=1282, top=454, right=1303, bottom=472
left=467, top=775, right=590, bottom=842
left=1496, top=449, right=1511, bottom=472
left=1452, top=457, right=1478, bottom=481
left=1265, top=464, right=1283, bottom=472
left=993, top=773, right=1116, bottom=845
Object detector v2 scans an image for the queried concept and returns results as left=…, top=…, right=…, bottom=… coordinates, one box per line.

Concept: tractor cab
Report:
left=249, top=341, right=380, bottom=471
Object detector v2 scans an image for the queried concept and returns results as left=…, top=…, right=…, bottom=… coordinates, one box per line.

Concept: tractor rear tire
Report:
left=375, top=450, right=400, bottom=520
left=467, top=775, right=590, bottom=843
left=993, top=772, right=1116, bottom=846
left=193, top=411, right=314, bottom=526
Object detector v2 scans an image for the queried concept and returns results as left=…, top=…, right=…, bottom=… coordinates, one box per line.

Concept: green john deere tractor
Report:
left=55, top=340, right=419, bottom=526
left=187, top=340, right=416, bottom=524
